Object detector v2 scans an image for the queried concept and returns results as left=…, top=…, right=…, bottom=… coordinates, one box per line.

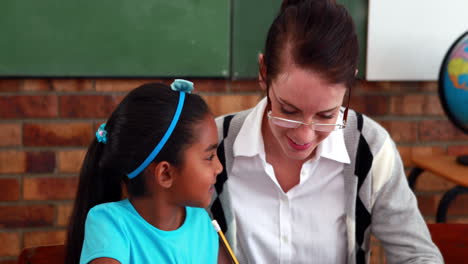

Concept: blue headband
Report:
left=127, top=79, right=194, bottom=179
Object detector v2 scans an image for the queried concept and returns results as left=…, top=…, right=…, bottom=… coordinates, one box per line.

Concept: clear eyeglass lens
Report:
left=270, top=118, right=300, bottom=128
left=268, top=112, right=343, bottom=132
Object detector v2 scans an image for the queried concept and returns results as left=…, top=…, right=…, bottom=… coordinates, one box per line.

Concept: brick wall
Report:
left=0, top=78, right=467, bottom=263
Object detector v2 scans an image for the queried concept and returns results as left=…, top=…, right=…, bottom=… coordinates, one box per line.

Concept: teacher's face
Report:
left=263, top=65, right=347, bottom=161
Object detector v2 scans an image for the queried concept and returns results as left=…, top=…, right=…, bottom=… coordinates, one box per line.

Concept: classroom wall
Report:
left=0, top=78, right=467, bottom=263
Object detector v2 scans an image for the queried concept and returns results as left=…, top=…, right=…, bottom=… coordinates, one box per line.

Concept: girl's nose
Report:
left=214, top=154, right=223, bottom=176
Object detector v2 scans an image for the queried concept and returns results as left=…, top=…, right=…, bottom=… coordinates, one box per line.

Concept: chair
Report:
left=427, top=223, right=468, bottom=264
left=408, top=154, right=468, bottom=222
left=17, top=244, right=65, bottom=264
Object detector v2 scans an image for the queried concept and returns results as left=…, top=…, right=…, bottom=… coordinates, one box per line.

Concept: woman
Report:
left=210, top=0, right=442, bottom=263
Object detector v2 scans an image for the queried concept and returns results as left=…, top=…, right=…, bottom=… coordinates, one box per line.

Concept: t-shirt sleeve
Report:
left=80, top=205, right=130, bottom=264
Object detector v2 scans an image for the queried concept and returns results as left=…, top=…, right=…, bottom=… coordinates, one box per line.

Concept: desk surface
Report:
left=412, top=154, right=468, bottom=187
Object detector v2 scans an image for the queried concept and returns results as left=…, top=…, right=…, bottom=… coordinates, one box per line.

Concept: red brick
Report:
left=230, top=79, right=261, bottom=92
left=0, top=205, right=54, bottom=228
left=416, top=194, right=441, bottom=216
left=58, top=150, right=86, bottom=173
left=60, top=95, right=124, bottom=118
left=0, top=124, right=21, bottom=147
left=0, top=232, right=20, bottom=256
left=23, top=79, right=51, bottom=91
left=0, top=95, right=58, bottom=119
left=358, top=81, right=437, bottom=93
left=95, top=79, right=167, bottom=92
left=380, top=121, right=418, bottom=143
left=52, top=79, right=93, bottom=91
left=390, top=95, right=423, bottom=115
left=26, top=151, right=56, bottom=173
left=23, top=177, right=78, bottom=200
left=202, top=95, right=262, bottom=116
left=447, top=145, right=468, bottom=156
left=350, top=94, right=388, bottom=116
left=0, top=151, right=26, bottom=174
left=0, top=79, right=22, bottom=92
left=57, top=203, right=73, bottom=227
left=419, top=120, right=468, bottom=141
left=23, top=230, right=66, bottom=248
left=23, top=123, right=93, bottom=147
left=390, top=94, right=443, bottom=116
left=0, top=178, right=19, bottom=201
left=423, top=95, right=444, bottom=116
left=419, top=82, right=439, bottom=92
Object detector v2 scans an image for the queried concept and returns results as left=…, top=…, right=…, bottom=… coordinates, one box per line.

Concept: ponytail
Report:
left=65, top=139, right=124, bottom=264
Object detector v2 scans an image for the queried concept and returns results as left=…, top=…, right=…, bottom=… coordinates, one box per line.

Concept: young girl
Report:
left=65, top=80, right=229, bottom=264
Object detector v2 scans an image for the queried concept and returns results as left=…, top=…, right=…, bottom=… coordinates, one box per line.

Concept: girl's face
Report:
left=171, top=114, right=223, bottom=208
left=263, top=66, right=347, bottom=161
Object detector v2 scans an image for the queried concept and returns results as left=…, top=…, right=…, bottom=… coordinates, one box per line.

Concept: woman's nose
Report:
left=292, top=123, right=316, bottom=142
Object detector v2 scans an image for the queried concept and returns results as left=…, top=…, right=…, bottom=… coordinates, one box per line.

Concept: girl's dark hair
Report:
left=262, top=0, right=359, bottom=89
left=65, top=83, right=209, bottom=264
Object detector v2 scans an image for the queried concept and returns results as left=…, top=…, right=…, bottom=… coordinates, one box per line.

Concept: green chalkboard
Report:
left=232, top=0, right=367, bottom=79
left=231, top=0, right=279, bottom=79
left=0, top=0, right=230, bottom=77
left=336, top=0, right=367, bottom=79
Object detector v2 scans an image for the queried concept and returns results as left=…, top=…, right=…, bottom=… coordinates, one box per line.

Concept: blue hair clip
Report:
left=96, top=123, right=107, bottom=144
left=171, top=79, right=194, bottom=93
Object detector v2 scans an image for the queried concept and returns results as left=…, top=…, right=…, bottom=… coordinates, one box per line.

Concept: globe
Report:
left=439, top=31, right=468, bottom=165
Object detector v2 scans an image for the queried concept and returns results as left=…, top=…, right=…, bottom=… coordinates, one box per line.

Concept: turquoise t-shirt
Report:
left=80, top=199, right=218, bottom=264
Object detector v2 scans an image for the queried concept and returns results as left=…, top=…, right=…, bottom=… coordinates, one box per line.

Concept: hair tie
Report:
left=127, top=79, right=193, bottom=179
left=95, top=123, right=107, bottom=144
left=171, top=79, right=194, bottom=93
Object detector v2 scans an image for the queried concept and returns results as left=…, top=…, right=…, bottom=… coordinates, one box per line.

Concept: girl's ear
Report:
left=153, top=161, right=175, bottom=188
left=258, top=53, right=267, bottom=91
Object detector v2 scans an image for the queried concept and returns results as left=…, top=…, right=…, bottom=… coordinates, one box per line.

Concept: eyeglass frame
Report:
left=266, top=84, right=351, bottom=131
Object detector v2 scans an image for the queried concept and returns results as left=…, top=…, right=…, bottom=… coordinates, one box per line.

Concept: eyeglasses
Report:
left=266, top=82, right=351, bottom=132
left=267, top=111, right=346, bottom=132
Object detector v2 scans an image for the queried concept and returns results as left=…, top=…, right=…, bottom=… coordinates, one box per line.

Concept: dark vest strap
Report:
left=354, top=112, right=373, bottom=264
left=212, top=114, right=234, bottom=233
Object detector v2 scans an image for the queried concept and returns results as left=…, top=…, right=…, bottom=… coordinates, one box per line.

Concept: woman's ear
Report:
left=153, top=161, right=175, bottom=188
left=258, top=53, right=267, bottom=91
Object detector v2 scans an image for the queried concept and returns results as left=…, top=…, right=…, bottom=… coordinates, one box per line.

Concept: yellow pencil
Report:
left=211, top=220, right=240, bottom=264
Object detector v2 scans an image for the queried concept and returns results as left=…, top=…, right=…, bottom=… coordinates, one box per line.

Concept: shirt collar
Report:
left=233, top=97, right=350, bottom=164
left=233, top=98, right=268, bottom=158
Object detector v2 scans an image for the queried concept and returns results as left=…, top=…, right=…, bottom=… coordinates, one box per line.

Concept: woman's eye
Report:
left=280, top=108, right=297, bottom=115
left=320, top=114, right=335, bottom=120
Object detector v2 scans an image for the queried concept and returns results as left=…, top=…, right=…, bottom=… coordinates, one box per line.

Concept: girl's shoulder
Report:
left=87, top=199, right=131, bottom=219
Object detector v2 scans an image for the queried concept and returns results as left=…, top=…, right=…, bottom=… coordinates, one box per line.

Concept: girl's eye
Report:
left=206, top=154, right=215, bottom=161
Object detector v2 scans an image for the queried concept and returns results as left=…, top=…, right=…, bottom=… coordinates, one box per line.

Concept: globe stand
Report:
left=456, top=155, right=468, bottom=166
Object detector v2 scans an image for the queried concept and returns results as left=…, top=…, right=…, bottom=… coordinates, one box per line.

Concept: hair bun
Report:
left=280, top=0, right=303, bottom=12
left=281, top=0, right=331, bottom=13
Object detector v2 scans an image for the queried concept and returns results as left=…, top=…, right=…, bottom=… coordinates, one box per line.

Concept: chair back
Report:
left=17, top=244, right=65, bottom=264
left=428, top=223, right=468, bottom=264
